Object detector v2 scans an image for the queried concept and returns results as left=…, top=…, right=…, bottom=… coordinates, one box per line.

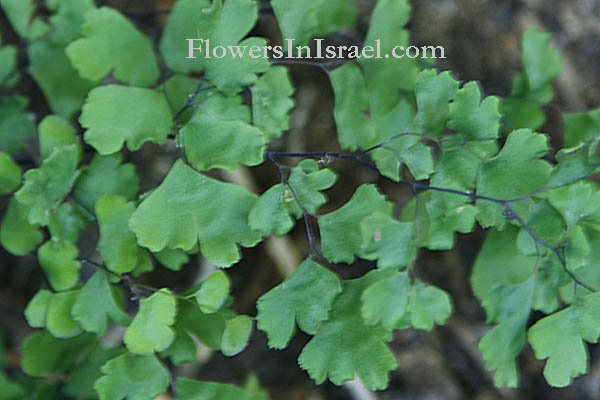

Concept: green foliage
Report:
left=66, top=7, right=159, bottom=86
left=130, top=160, right=261, bottom=267
left=80, top=85, right=172, bottom=154
left=1, top=0, right=598, bottom=397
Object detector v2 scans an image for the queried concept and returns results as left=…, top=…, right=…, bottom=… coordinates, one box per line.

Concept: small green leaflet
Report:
left=21, top=331, right=96, bottom=377
left=359, top=212, right=415, bottom=269
left=476, top=129, right=552, bottom=228
left=130, top=160, right=261, bottom=267
left=0, top=198, right=43, bottom=255
left=361, top=271, right=410, bottom=330
left=448, top=81, right=501, bottom=141
left=96, top=196, right=139, bottom=274
left=528, top=293, right=600, bottom=387
left=522, top=28, right=562, bottom=92
left=403, top=280, right=453, bottom=331
left=0, top=95, right=36, bottom=155
left=123, top=289, right=177, bottom=355
left=222, top=315, right=253, bottom=356
left=80, top=85, right=173, bottom=155
left=160, top=0, right=269, bottom=94
left=74, top=153, right=140, bottom=212
left=251, top=67, right=295, bottom=140
left=93, top=354, right=170, bottom=400
left=0, top=43, right=18, bottom=87
left=72, top=270, right=131, bottom=335
left=15, top=144, right=80, bottom=226
left=194, top=270, right=231, bottom=313
left=38, top=115, right=82, bottom=161
left=249, top=159, right=337, bottom=237
left=562, top=107, right=600, bottom=147
left=66, top=7, right=159, bottom=87
left=414, top=69, right=459, bottom=137
left=28, top=40, right=96, bottom=119
left=37, top=240, right=81, bottom=292
left=298, top=270, right=398, bottom=390
left=0, top=152, right=21, bottom=195
left=320, top=184, right=392, bottom=263
left=25, top=289, right=82, bottom=338
left=181, top=93, right=266, bottom=171
left=271, top=0, right=357, bottom=47
left=48, top=202, right=90, bottom=243
left=256, top=258, right=342, bottom=349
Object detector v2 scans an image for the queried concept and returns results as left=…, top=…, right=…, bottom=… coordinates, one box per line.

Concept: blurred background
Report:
left=1, top=0, right=600, bottom=399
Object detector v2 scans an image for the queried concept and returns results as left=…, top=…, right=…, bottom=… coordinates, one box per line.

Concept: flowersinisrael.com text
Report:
left=186, top=38, right=446, bottom=60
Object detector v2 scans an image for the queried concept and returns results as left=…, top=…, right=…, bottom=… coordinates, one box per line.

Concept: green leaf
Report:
left=0, top=0, right=48, bottom=39
left=48, top=202, right=89, bottom=243
left=221, top=315, right=253, bottom=356
left=21, top=331, right=95, bottom=376
left=547, top=181, right=600, bottom=232
left=80, top=85, right=172, bottom=155
left=298, top=270, right=398, bottom=390
left=0, top=44, right=18, bottom=87
left=96, top=195, right=139, bottom=274
left=46, top=0, right=96, bottom=44
left=181, top=93, right=266, bottom=171
left=272, top=0, right=357, bottom=47
left=547, top=142, right=599, bottom=188
left=516, top=200, right=565, bottom=256
left=360, top=212, right=415, bottom=269
left=93, top=354, right=170, bottom=400
left=174, top=301, right=230, bottom=350
left=38, top=115, right=82, bottom=161
left=256, top=258, right=342, bottom=349
left=528, top=293, right=600, bottom=387
left=72, top=270, right=132, bottom=335
left=66, top=7, right=159, bottom=87
left=563, top=108, right=600, bottom=147
left=130, top=160, right=261, bottom=267
left=329, top=63, right=375, bottom=150
left=0, top=152, right=21, bottom=194
left=37, top=239, right=81, bottom=291
left=194, top=270, right=230, bottom=313
left=0, top=198, right=44, bottom=255
left=0, top=373, right=24, bottom=400
left=64, top=345, right=123, bottom=399
left=251, top=67, right=295, bottom=140
left=25, top=289, right=53, bottom=328
left=74, top=153, right=140, bottom=212
left=361, top=271, right=410, bottom=330
left=153, top=248, right=190, bottom=271
left=448, top=81, right=501, bottom=141
left=0, top=95, right=36, bottom=155
left=176, top=377, right=267, bottom=400
left=15, top=144, right=80, bottom=226
left=28, top=40, right=96, bottom=119
left=472, top=226, right=536, bottom=386
left=414, top=69, right=459, bottom=137
left=160, top=328, right=196, bottom=365
left=522, top=28, right=562, bottom=92
left=160, top=0, right=269, bottom=94
left=476, top=129, right=552, bottom=228
left=479, top=311, right=529, bottom=388
left=123, top=289, right=177, bottom=355
left=249, top=159, right=336, bottom=237
left=46, top=290, right=82, bottom=338
left=320, top=184, right=393, bottom=263
left=404, top=280, right=453, bottom=331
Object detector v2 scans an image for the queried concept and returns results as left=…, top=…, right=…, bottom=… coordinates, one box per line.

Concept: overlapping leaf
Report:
left=130, top=160, right=261, bottom=267
left=66, top=7, right=159, bottom=86
left=256, top=258, right=342, bottom=349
